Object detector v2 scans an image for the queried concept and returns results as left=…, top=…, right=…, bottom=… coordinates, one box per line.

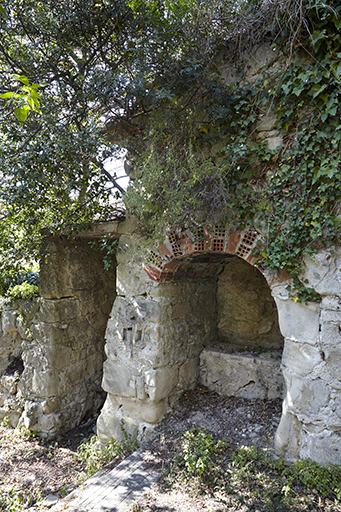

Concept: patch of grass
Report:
left=166, top=428, right=341, bottom=511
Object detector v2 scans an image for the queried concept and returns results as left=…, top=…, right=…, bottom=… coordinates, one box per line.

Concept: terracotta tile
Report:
left=143, top=264, right=162, bottom=282
left=158, top=244, right=172, bottom=257
left=226, top=228, right=241, bottom=255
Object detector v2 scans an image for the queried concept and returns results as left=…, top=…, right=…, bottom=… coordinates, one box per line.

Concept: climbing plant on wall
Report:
left=126, top=0, right=341, bottom=298
left=0, top=0, right=337, bottom=296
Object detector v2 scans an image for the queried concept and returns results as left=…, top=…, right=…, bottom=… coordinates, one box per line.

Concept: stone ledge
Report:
left=200, top=347, right=284, bottom=400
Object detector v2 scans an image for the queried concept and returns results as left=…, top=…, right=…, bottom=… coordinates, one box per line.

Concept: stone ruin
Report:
left=1, top=216, right=341, bottom=466
left=1, top=43, right=341, bottom=466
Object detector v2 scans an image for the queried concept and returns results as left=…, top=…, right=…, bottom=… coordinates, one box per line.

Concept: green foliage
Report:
left=4, top=282, right=39, bottom=301
left=0, top=74, right=44, bottom=123
left=168, top=430, right=341, bottom=510
left=288, top=459, right=341, bottom=499
left=76, top=423, right=138, bottom=478
left=1, top=268, right=39, bottom=297
left=0, top=0, right=340, bottom=291
left=126, top=1, right=341, bottom=298
left=173, top=428, right=228, bottom=483
left=0, top=489, right=23, bottom=512
left=0, top=0, right=304, bottom=278
left=89, top=236, right=119, bottom=271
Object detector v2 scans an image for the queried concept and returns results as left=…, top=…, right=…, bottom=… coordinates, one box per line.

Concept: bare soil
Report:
left=0, top=385, right=282, bottom=510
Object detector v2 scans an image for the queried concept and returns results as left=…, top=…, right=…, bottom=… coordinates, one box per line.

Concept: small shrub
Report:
left=5, top=282, right=39, bottom=301
left=287, top=459, right=341, bottom=499
left=174, top=428, right=228, bottom=483
left=76, top=422, right=138, bottom=478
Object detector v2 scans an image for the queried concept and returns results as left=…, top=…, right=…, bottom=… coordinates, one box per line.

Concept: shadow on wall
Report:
left=200, top=256, right=284, bottom=401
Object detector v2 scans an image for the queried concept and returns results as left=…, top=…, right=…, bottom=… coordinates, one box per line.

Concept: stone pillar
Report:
left=274, top=249, right=341, bottom=464
left=18, top=236, right=116, bottom=436
left=97, top=219, right=217, bottom=443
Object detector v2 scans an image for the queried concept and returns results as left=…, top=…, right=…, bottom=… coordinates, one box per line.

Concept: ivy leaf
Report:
left=310, top=83, right=328, bottom=98
left=310, top=29, right=326, bottom=46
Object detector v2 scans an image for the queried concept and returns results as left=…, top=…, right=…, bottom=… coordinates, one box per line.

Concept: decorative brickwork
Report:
left=143, top=225, right=281, bottom=284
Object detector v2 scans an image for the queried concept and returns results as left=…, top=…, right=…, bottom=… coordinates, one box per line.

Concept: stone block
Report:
left=321, top=296, right=341, bottom=311
left=284, top=371, right=330, bottom=417
left=2, top=311, right=18, bottom=334
left=30, top=322, right=67, bottom=347
left=144, top=367, right=178, bottom=402
left=96, top=394, right=138, bottom=444
left=274, top=298, right=320, bottom=343
left=119, top=397, right=168, bottom=424
left=102, top=360, right=138, bottom=398
left=178, top=360, right=199, bottom=391
left=36, top=412, right=62, bottom=433
left=0, top=375, right=17, bottom=395
left=32, top=369, right=59, bottom=398
left=17, top=298, right=41, bottom=321
left=35, top=298, right=79, bottom=324
left=302, top=250, right=341, bottom=295
left=116, top=262, right=155, bottom=297
left=200, top=348, right=283, bottom=400
left=323, top=348, right=341, bottom=381
left=300, top=429, right=341, bottom=465
left=16, top=315, right=28, bottom=340
left=256, top=113, right=277, bottom=132
left=266, top=135, right=283, bottom=150
left=320, top=309, right=341, bottom=324
left=275, top=400, right=302, bottom=462
left=42, top=397, right=60, bottom=414
left=281, top=340, right=322, bottom=376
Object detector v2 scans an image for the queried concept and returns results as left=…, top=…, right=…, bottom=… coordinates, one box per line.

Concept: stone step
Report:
left=50, top=443, right=160, bottom=512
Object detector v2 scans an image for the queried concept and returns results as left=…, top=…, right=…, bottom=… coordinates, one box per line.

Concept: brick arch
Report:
left=144, top=224, right=290, bottom=286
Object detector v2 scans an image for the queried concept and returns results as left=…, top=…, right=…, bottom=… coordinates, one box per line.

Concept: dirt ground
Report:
left=0, top=385, right=282, bottom=510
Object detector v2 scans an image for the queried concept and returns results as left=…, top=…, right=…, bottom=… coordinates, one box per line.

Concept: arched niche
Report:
left=97, top=219, right=341, bottom=465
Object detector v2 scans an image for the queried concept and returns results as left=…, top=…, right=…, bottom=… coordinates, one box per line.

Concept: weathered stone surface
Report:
left=217, top=258, right=283, bottom=349
left=102, top=360, right=138, bottom=398
left=281, top=340, right=322, bottom=376
left=300, top=429, right=341, bottom=465
left=321, top=295, right=341, bottom=311
left=96, top=394, right=139, bottom=444
left=256, top=113, right=277, bottom=132
left=265, top=135, right=283, bottom=150
left=2, top=310, right=18, bottom=334
left=302, top=249, right=341, bottom=295
left=200, top=348, right=284, bottom=400
left=275, top=401, right=302, bottom=463
left=0, top=236, right=117, bottom=436
left=119, top=396, right=168, bottom=424
left=178, top=360, right=198, bottom=390
left=144, top=367, right=178, bottom=402
left=32, top=369, right=59, bottom=398
left=273, top=298, right=320, bottom=344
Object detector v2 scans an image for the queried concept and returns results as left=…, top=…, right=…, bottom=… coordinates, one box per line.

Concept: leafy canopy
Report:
left=0, top=0, right=285, bottom=285
left=0, top=0, right=334, bottom=296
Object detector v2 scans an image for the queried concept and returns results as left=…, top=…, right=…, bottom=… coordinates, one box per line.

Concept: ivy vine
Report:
left=126, top=0, right=341, bottom=301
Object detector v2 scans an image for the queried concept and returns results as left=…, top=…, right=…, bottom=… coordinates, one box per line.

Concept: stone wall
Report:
left=0, top=235, right=117, bottom=436
left=97, top=219, right=217, bottom=443
left=97, top=219, right=286, bottom=444
left=200, top=348, right=283, bottom=400
left=216, top=258, right=283, bottom=349
left=0, top=299, right=35, bottom=427
left=273, top=249, right=341, bottom=465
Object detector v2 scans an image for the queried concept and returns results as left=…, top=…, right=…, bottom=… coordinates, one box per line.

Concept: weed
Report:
left=173, top=428, right=228, bottom=484
left=0, top=488, right=23, bottom=512
left=76, top=421, right=138, bottom=479
left=167, top=429, right=341, bottom=511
